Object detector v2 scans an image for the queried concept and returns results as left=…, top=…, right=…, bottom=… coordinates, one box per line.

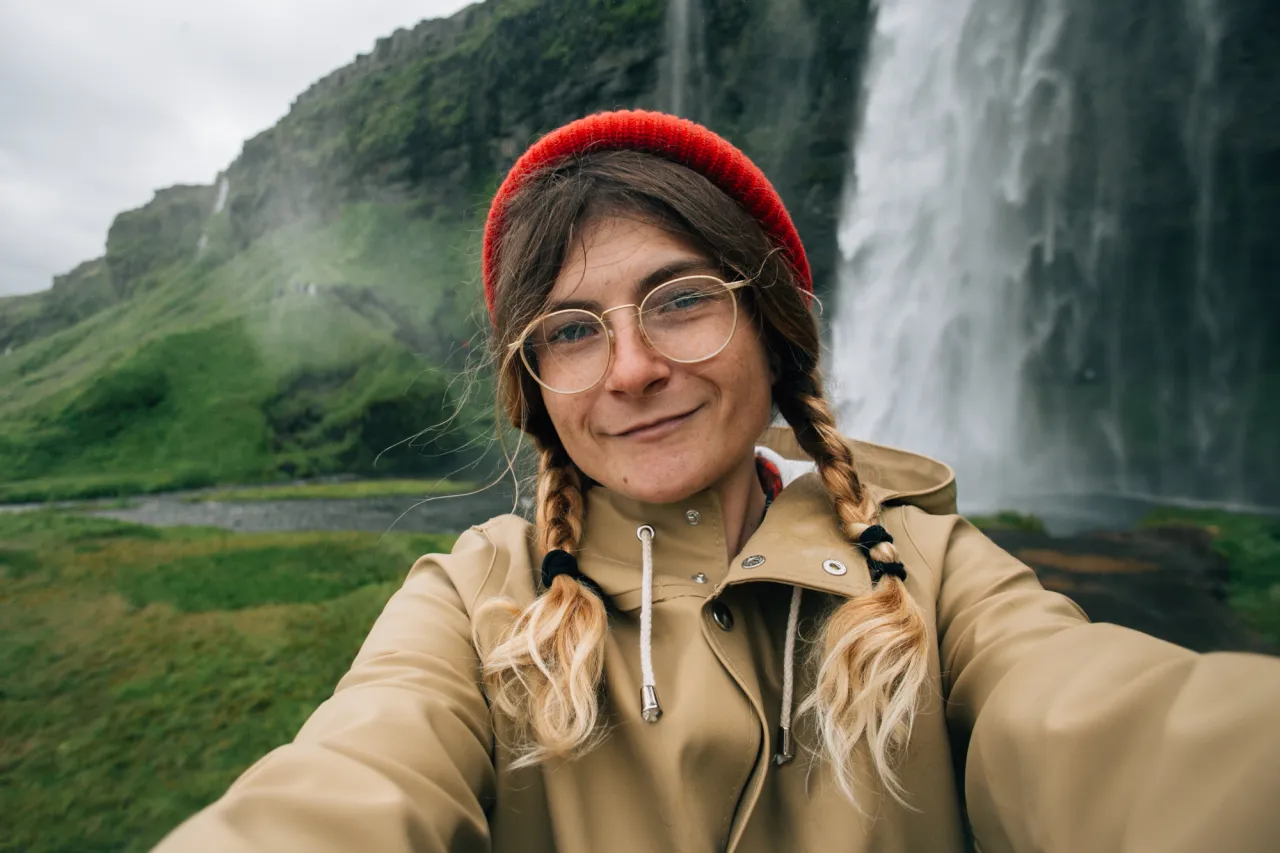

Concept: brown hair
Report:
left=480, top=150, right=929, bottom=801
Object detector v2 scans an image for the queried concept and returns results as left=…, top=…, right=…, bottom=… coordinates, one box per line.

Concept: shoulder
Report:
left=884, top=504, right=1033, bottom=602
left=887, top=504, right=963, bottom=570
left=416, top=513, right=538, bottom=618
left=888, top=503, right=1038, bottom=581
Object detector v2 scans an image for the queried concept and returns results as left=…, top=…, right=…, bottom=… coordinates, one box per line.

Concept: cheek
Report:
left=724, top=334, right=774, bottom=413
left=540, top=390, right=595, bottom=452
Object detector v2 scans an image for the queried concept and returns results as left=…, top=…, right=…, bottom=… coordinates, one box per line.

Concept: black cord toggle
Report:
left=855, top=525, right=908, bottom=584
left=540, top=549, right=606, bottom=599
left=856, top=525, right=895, bottom=549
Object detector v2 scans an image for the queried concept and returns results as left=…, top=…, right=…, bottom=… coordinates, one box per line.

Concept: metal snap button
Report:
left=823, top=559, right=848, bottom=576
left=685, top=509, right=701, bottom=525
left=692, top=572, right=708, bottom=584
left=741, top=555, right=766, bottom=569
left=710, top=601, right=734, bottom=631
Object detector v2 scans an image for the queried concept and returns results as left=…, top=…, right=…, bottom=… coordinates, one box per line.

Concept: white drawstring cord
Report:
left=634, top=520, right=799, bottom=751
left=775, top=585, right=803, bottom=764
left=637, top=525, right=662, bottom=722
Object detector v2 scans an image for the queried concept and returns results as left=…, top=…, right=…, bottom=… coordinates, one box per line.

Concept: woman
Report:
left=156, top=111, right=1280, bottom=853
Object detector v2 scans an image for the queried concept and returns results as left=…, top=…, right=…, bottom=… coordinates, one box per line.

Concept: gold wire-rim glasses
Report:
left=509, top=274, right=754, bottom=395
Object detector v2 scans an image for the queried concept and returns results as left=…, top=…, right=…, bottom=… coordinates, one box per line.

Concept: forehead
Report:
left=549, top=216, right=713, bottom=307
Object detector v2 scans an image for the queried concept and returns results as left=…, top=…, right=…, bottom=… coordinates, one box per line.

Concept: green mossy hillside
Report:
left=0, top=203, right=489, bottom=502
left=0, top=0, right=875, bottom=502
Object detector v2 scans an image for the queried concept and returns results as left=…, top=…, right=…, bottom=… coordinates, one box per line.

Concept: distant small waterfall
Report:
left=198, top=175, right=231, bottom=256
left=213, top=175, right=230, bottom=215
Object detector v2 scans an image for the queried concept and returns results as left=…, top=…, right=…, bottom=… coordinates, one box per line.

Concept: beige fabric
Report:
left=155, top=430, right=1280, bottom=853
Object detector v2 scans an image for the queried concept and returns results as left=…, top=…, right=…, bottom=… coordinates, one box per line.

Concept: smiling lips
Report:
left=612, top=407, right=701, bottom=439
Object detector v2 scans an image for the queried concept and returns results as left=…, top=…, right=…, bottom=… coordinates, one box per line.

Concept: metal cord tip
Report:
left=641, top=685, right=662, bottom=723
left=773, top=727, right=794, bottom=765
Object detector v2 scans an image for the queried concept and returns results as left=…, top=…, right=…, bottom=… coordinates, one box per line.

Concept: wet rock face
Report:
left=1027, top=0, right=1280, bottom=504
left=0, top=258, right=118, bottom=353
left=217, top=0, right=873, bottom=295
left=105, top=185, right=216, bottom=296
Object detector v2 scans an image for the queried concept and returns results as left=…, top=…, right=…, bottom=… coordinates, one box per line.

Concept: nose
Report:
left=603, top=310, right=670, bottom=396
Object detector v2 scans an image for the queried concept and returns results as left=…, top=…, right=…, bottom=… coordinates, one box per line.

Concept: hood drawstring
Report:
left=635, top=522, right=803, bottom=765
left=775, top=586, right=803, bottom=765
left=637, top=525, right=662, bottom=722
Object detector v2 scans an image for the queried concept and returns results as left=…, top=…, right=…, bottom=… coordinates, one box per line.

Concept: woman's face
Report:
left=537, top=215, right=774, bottom=504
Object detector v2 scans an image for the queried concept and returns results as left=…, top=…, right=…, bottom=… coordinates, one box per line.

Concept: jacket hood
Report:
left=757, top=426, right=958, bottom=516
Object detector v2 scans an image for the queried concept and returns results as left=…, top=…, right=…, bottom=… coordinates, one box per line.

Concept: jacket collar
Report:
left=569, top=428, right=955, bottom=612
left=758, top=425, right=957, bottom=516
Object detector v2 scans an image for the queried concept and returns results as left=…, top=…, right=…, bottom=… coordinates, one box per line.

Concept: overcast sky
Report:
left=0, top=0, right=474, bottom=297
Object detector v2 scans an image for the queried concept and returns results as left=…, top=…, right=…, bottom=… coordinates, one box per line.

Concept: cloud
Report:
left=0, top=0, right=474, bottom=296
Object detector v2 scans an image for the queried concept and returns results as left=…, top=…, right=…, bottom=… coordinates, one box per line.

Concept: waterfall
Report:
left=213, top=176, right=230, bottom=215
left=1180, top=0, right=1250, bottom=496
left=831, top=0, right=1267, bottom=513
left=831, top=0, right=1076, bottom=509
left=660, top=0, right=707, bottom=120
left=198, top=176, right=231, bottom=257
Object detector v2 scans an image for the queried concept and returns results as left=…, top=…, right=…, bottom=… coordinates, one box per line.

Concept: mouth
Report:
left=612, top=406, right=703, bottom=440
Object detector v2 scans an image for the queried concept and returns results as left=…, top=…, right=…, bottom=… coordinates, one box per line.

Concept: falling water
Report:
left=831, top=0, right=1076, bottom=509
left=213, top=175, right=230, bottom=215
left=198, top=176, right=231, bottom=256
left=1179, top=0, right=1252, bottom=498
left=660, top=0, right=707, bottom=120
left=831, top=0, right=1266, bottom=512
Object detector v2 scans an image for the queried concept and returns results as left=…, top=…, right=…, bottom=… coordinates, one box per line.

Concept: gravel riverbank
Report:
left=82, top=490, right=523, bottom=535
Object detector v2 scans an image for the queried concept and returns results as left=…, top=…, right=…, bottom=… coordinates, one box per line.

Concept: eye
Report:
left=670, top=290, right=706, bottom=310
left=654, top=284, right=718, bottom=313
left=545, top=319, right=599, bottom=345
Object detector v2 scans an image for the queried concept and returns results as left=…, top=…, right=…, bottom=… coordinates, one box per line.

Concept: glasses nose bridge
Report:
left=598, top=301, right=641, bottom=321
left=598, top=301, right=649, bottom=347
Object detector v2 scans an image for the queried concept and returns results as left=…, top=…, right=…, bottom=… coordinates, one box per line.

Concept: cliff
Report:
left=0, top=0, right=875, bottom=499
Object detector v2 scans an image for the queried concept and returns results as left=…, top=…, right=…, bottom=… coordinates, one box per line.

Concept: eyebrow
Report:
left=545, top=257, right=718, bottom=313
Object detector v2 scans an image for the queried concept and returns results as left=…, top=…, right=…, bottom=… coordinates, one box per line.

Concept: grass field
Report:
left=0, top=510, right=456, bottom=853
left=1141, top=507, right=1280, bottom=647
left=965, top=510, right=1048, bottom=534
left=2, top=504, right=1275, bottom=851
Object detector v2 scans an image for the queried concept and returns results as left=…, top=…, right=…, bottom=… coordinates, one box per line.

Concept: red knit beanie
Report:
left=481, top=109, right=811, bottom=320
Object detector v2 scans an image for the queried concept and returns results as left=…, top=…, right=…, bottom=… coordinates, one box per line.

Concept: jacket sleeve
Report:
left=153, top=528, right=498, bottom=853
left=929, top=515, right=1280, bottom=853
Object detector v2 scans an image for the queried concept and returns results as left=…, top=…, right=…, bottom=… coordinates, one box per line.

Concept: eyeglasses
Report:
left=511, top=274, right=752, bottom=395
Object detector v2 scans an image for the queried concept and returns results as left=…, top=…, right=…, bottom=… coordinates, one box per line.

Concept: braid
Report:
left=777, top=365, right=931, bottom=807
left=480, top=439, right=607, bottom=768
left=535, top=444, right=585, bottom=553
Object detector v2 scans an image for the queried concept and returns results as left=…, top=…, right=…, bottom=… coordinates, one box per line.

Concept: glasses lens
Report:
left=522, top=310, right=610, bottom=393
left=640, top=276, right=738, bottom=363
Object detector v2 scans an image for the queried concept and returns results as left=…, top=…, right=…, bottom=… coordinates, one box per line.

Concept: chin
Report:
left=602, top=461, right=709, bottom=505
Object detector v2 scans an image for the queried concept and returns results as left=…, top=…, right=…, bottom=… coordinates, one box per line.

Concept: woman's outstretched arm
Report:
left=923, top=513, right=1280, bottom=853
left=153, top=529, right=499, bottom=853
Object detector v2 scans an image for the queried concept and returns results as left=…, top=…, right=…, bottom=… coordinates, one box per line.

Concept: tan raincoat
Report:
left=155, top=428, right=1280, bottom=852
